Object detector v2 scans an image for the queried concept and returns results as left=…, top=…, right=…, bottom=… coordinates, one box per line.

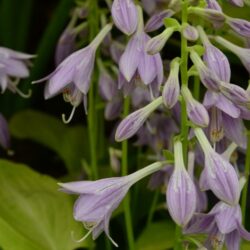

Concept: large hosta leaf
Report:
left=9, top=110, right=89, bottom=173
left=0, top=159, right=92, bottom=250
left=135, top=221, right=175, bottom=250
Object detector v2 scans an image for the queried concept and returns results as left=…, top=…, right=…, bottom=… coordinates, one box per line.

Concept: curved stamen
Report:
left=8, top=80, right=32, bottom=98
left=71, top=228, right=93, bottom=243
left=61, top=106, right=76, bottom=124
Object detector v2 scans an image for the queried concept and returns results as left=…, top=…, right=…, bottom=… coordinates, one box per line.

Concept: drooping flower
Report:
left=119, top=6, right=163, bottom=91
left=162, top=58, right=180, bottom=109
left=111, top=0, right=138, bottom=35
left=59, top=161, right=164, bottom=246
left=145, top=9, right=175, bottom=32
left=226, top=17, right=250, bottom=38
left=33, top=24, right=112, bottom=122
left=0, top=47, right=34, bottom=97
left=185, top=202, right=250, bottom=249
left=194, top=128, right=240, bottom=205
left=0, top=113, right=10, bottom=150
left=166, top=140, right=196, bottom=227
left=115, top=96, right=163, bottom=142
left=215, top=36, right=250, bottom=74
left=197, top=26, right=231, bottom=83
left=182, top=85, right=209, bottom=127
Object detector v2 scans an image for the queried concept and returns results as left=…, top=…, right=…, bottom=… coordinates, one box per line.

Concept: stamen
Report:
left=61, top=106, right=76, bottom=124
left=14, top=87, right=32, bottom=98
left=71, top=229, right=93, bottom=243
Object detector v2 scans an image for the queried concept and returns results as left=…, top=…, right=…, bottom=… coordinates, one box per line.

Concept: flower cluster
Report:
left=33, top=0, right=250, bottom=248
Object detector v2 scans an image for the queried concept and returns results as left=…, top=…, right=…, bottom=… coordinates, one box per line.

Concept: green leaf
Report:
left=135, top=221, right=175, bottom=250
left=9, top=110, right=89, bottom=173
left=164, top=18, right=180, bottom=29
left=0, top=159, right=92, bottom=250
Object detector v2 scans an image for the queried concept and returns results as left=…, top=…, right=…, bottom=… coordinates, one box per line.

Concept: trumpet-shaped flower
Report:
left=111, top=0, right=138, bottom=35
left=33, top=24, right=112, bottom=122
left=59, top=161, right=164, bottom=246
left=185, top=202, right=250, bottom=249
left=194, top=128, right=240, bottom=205
left=167, top=140, right=196, bottom=227
left=119, top=6, right=163, bottom=88
left=0, top=47, right=34, bottom=97
left=115, top=97, right=163, bottom=141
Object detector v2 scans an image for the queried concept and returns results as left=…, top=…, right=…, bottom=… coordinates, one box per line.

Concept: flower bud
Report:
left=182, top=85, right=209, bottom=127
left=190, top=50, right=222, bottom=91
left=162, top=58, right=180, bottom=108
left=145, top=9, right=175, bottom=32
left=167, top=140, right=196, bottom=227
left=197, top=26, right=231, bottom=82
left=194, top=128, right=240, bottom=205
left=182, top=24, right=199, bottom=41
left=115, top=97, right=163, bottom=141
left=215, top=36, right=250, bottom=74
left=146, top=28, right=175, bottom=55
left=206, top=0, right=223, bottom=12
left=226, top=17, right=250, bottom=38
left=228, top=0, right=244, bottom=6
left=111, top=0, right=138, bottom=35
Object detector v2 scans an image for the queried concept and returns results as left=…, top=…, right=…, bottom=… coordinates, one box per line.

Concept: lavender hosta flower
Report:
left=144, top=9, right=175, bottom=32
left=0, top=114, right=10, bottom=150
left=105, top=98, right=123, bottom=120
left=197, top=26, right=231, bottom=83
left=182, top=24, right=199, bottom=42
left=182, top=85, right=209, bottom=127
left=110, top=40, right=124, bottom=64
left=33, top=24, right=112, bottom=121
left=146, top=27, right=176, bottom=55
left=228, top=0, right=244, bottom=6
left=185, top=202, right=250, bottom=250
left=190, top=50, right=222, bottom=91
left=0, top=47, right=34, bottom=97
left=55, top=26, right=76, bottom=65
left=167, top=140, right=196, bottom=227
left=226, top=17, right=250, bottom=37
left=59, top=161, right=164, bottom=246
left=119, top=6, right=163, bottom=88
left=215, top=36, right=250, bottom=74
left=162, top=58, right=180, bottom=109
left=115, top=96, right=163, bottom=141
left=194, top=128, right=240, bottom=205
left=188, top=7, right=225, bottom=28
left=206, top=0, right=222, bottom=12
left=111, top=0, right=138, bottom=35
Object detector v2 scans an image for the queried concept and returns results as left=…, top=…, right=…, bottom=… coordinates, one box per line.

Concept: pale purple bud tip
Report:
left=206, top=0, right=223, bottom=12
left=0, top=114, right=10, bottom=149
left=115, top=97, right=163, bottom=141
left=227, top=17, right=250, bottom=38
left=145, top=9, right=175, bottom=32
left=182, top=25, right=199, bottom=42
left=162, top=58, right=180, bottom=109
left=111, top=0, right=138, bottom=35
left=228, top=0, right=244, bottom=6
left=146, top=28, right=175, bottom=55
left=182, top=86, right=209, bottom=127
left=167, top=141, right=196, bottom=227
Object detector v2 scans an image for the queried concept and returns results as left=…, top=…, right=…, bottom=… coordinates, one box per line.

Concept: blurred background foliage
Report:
left=0, top=0, right=250, bottom=249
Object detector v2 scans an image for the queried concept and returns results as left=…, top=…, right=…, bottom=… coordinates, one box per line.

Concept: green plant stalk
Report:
left=146, top=190, right=160, bottom=227
left=87, top=0, right=99, bottom=180
left=241, top=132, right=250, bottom=225
left=122, top=97, right=135, bottom=250
left=175, top=1, right=189, bottom=249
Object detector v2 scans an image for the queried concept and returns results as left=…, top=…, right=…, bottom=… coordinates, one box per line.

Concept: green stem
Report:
left=241, top=132, right=250, bottom=225
left=146, top=190, right=160, bottom=227
left=122, top=97, right=135, bottom=250
left=87, top=0, right=99, bottom=180
left=175, top=1, right=189, bottom=249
